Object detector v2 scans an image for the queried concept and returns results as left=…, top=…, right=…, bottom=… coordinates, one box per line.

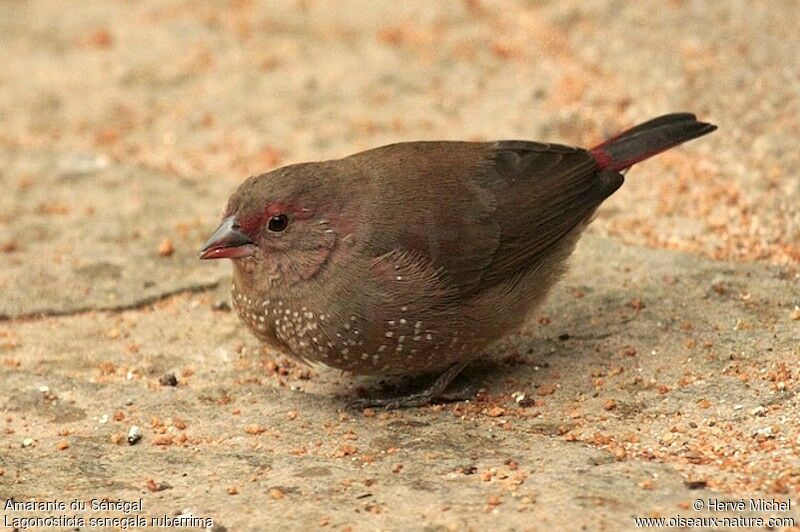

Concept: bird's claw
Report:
left=348, top=391, right=438, bottom=411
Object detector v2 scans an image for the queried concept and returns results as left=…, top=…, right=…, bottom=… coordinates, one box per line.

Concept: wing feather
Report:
left=347, top=140, right=623, bottom=299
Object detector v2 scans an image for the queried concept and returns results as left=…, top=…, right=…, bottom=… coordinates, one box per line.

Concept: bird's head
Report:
left=200, top=162, right=355, bottom=286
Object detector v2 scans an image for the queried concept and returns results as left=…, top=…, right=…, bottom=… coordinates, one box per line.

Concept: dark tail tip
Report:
left=591, top=114, right=716, bottom=172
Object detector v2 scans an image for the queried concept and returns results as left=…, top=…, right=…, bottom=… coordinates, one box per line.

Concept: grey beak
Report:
left=199, top=216, right=255, bottom=260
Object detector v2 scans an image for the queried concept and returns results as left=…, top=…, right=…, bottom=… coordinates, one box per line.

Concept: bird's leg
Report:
left=349, top=361, right=471, bottom=410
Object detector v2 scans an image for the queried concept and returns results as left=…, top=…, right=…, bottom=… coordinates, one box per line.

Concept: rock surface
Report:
left=2, top=230, right=798, bottom=530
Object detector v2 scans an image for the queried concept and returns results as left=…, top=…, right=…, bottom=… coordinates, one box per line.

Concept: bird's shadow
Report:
left=344, top=340, right=573, bottom=407
left=342, top=287, right=637, bottom=409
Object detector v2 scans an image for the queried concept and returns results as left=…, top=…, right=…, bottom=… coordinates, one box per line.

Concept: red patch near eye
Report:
left=264, top=202, right=291, bottom=218
left=238, top=202, right=312, bottom=235
left=237, top=214, right=266, bottom=235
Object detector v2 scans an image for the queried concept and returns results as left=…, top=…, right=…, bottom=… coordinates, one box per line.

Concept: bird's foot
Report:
left=349, top=361, right=471, bottom=410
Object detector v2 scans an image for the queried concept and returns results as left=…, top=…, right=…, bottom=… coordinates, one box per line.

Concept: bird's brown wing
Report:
left=349, top=141, right=502, bottom=292
left=348, top=140, right=622, bottom=298
left=473, top=140, right=623, bottom=291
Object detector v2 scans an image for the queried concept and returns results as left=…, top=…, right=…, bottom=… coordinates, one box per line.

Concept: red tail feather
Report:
left=590, top=114, right=716, bottom=172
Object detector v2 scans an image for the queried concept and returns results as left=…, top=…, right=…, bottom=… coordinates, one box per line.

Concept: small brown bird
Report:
left=201, top=113, right=715, bottom=408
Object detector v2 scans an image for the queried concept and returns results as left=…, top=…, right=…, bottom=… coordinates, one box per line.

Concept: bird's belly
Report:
left=278, top=311, right=481, bottom=376
left=231, top=287, right=488, bottom=375
left=309, top=322, right=481, bottom=376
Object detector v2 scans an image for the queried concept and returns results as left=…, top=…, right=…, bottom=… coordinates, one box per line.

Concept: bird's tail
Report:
left=590, top=113, right=716, bottom=173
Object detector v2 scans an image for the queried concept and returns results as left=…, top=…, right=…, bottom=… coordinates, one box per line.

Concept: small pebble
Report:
left=684, top=479, right=707, bottom=489
left=159, top=372, right=178, bottom=386
left=638, top=479, right=654, bottom=490
left=158, top=238, right=175, bottom=257
left=213, top=300, right=231, bottom=311
left=146, top=479, right=172, bottom=492
left=127, top=425, right=142, bottom=445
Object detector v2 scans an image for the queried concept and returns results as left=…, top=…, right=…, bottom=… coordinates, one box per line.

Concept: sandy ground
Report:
left=1, top=1, right=798, bottom=530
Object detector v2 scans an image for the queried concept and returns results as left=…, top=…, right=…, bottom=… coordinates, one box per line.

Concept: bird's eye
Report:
left=267, top=214, right=289, bottom=232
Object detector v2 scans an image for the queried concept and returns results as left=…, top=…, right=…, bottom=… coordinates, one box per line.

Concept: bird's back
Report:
left=346, top=140, right=621, bottom=299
